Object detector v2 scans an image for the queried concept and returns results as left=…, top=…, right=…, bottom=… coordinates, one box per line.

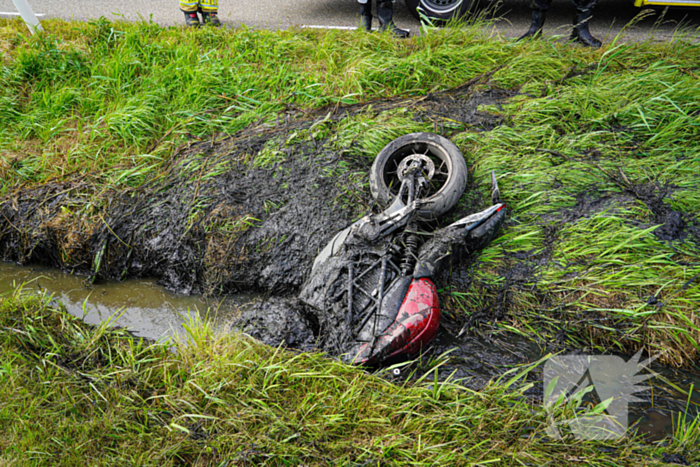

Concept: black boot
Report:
left=201, top=10, right=221, bottom=27
left=377, top=1, right=409, bottom=38
left=360, top=0, right=373, bottom=31
left=183, top=10, right=200, bottom=27
left=518, top=9, right=546, bottom=40
left=571, top=9, right=601, bottom=47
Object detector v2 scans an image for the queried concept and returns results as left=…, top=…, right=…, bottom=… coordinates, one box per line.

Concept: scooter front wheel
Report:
left=370, top=132, right=467, bottom=220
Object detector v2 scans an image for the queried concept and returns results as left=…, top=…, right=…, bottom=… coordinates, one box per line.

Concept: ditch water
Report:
left=1, top=260, right=698, bottom=442
left=0, top=261, right=258, bottom=341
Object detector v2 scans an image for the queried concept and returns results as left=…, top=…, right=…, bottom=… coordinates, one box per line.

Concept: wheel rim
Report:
left=381, top=142, right=452, bottom=205
left=420, top=0, right=463, bottom=13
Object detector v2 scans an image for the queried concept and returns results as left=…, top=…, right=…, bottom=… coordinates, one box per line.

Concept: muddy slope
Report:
left=3, top=79, right=699, bottom=367
left=0, top=83, right=503, bottom=298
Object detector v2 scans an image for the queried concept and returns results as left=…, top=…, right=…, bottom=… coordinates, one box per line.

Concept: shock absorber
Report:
left=400, top=233, right=420, bottom=276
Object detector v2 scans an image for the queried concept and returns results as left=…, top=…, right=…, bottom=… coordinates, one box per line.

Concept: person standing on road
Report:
left=358, top=0, right=410, bottom=37
left=519, top=0, right=601, bottom=48
left=180, top=0, right=221, bottom=27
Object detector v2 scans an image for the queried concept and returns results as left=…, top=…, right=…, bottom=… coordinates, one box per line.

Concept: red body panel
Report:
left=353, top=278, right=440, bottom=365
left=386, top=278, right=441, bottom=359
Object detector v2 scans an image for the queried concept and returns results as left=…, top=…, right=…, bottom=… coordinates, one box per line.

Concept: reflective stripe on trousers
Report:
left=180, top=0, right=218, bottom=12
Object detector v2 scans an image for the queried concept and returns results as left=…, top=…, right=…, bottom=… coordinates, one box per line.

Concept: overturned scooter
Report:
left=298, top=132, right=506, bottom=365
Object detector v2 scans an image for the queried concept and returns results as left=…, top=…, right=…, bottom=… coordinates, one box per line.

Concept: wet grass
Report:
left=0, top=17, right=493, bottom=190
left=0, top=16, right=699, bottom=459
left=0, top=289, right=698, bottom=466
left=454, top=44, right=700, bottom=367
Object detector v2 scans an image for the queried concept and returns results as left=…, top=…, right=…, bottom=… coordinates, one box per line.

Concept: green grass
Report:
left=1, top=18, right=699, bottom=363
left=454, top=46, right=700, bottom=366
left=0, top=289, right=698, bottom=466
left=0, top=18, right=633, bottom=189
left=1, top=16, right=700, bottom=463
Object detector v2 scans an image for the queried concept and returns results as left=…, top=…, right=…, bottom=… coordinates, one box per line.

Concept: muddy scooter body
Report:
left=298, top=133, right=506, bottom=365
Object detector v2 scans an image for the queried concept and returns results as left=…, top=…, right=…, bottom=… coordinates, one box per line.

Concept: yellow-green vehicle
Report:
left=633, top=0, right=700, bottom=5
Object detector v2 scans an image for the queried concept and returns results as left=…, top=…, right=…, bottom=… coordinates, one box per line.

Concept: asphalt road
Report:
left=1, top=0, right=699, bottom=41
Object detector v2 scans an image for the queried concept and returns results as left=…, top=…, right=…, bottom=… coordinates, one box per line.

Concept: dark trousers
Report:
left=531, top=0, right=597, bottom=11
left=359, top=0, right=371, bottom=16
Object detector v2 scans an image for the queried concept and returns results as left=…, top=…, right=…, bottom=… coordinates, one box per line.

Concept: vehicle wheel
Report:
left=370, top=132, right=467, bottom=220
left=404, top=0, right=472, bottom=23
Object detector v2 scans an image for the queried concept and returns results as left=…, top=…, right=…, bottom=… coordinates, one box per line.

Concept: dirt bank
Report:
left=2, top=75, right=699, bottom=367
left=0, top=80, right=502, bottom=293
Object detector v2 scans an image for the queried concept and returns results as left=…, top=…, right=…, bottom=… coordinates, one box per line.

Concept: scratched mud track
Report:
left=0, top=81, right=505, bottom=300
left=2, top=76, right=700, bottom=367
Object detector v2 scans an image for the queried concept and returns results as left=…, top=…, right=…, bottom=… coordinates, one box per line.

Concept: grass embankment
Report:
left=2, top=18, right=699, bottom=366
left=0, top=17, right=699, bottom=464
left=0, top=290, right=697, bottom=466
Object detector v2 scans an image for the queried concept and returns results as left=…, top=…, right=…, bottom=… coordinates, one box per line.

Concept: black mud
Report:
left=0, top=79, right=506, bottom=298
left=2, top=78, right=699, bottom=367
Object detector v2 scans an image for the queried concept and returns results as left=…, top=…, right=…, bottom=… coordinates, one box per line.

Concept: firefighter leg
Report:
left=199, top=0, right=221, bottom=26
left=377, top=0, right=410, bottom=38
left=518, top=0, right=551, bottom=40
left=358, top=0, right=373, bottom=31
left=180, top=0, right=201, bottom=27
left=570, top=0, right=601, bottom=47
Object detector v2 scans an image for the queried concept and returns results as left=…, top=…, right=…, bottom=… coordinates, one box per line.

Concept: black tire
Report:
left=404, top=0, right=472, bottom=23
left=370, top=133, right=467, bottom=220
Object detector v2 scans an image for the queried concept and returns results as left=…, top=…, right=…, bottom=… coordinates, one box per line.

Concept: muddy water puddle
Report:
left=1, top=260, right=698, bottom=440
left=0, top=261, right=257, bottom=341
